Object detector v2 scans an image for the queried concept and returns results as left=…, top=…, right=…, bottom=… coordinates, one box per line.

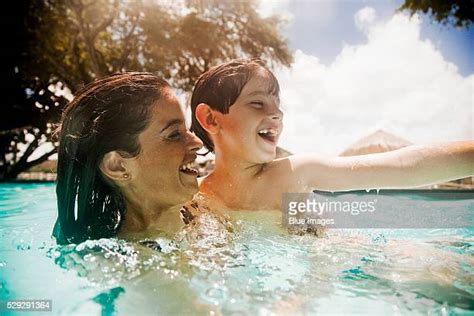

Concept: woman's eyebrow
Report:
left=160, top=119, right=184, bottom=132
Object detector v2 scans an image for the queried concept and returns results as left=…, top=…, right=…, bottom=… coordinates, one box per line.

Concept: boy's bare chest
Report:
left=207, top=176, right=286, bottom=211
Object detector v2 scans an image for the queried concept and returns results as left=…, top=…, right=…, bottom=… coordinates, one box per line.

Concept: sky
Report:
left=257, top=0, right=473, bottom=156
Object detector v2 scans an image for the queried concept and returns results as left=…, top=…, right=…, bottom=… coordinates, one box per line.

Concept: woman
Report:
left=53, top=72, right=203, bottom=244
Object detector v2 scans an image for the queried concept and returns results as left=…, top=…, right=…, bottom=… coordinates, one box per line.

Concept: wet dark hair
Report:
left=190, top=58, right=280, bottom=152
left=53, top=72, right=170, bottom=244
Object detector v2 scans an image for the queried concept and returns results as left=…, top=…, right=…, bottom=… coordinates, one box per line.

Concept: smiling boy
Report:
left=190, top=59, right=474, bottom=212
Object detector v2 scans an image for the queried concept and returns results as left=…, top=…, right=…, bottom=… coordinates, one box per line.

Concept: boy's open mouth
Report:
left=257, top=128, right=278, bottom=144
left=179, top=162, right=199, bottom=176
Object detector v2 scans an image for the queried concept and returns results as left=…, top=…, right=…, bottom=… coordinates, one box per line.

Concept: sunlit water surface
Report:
left=0, top=183, right=473, bottom=315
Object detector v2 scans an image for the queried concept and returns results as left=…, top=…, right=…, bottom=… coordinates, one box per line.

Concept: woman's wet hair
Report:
left=53, top=72, right=169, bottom=244
left=190, top=58, right=280, bottom=152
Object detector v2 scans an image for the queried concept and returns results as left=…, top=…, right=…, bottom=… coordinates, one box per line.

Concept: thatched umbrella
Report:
left=276, top=146, right=292, bottom=158
left=339, top=129, right=412, bottom=156
left=338, top=130, right=473, bottom=188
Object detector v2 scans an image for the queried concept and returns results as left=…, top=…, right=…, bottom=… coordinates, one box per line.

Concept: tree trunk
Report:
left=0, top=147, right=57, bottom=182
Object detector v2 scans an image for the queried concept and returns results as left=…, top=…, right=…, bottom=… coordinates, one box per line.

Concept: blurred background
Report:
left=0, top=0, right=472, bottom=187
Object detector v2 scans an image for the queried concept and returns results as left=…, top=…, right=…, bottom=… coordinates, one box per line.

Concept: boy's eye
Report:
left=250, top=101, right=264, bottom=109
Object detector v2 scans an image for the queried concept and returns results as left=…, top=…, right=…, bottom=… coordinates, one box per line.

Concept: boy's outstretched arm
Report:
left=289, top=141, right=474, bottom=192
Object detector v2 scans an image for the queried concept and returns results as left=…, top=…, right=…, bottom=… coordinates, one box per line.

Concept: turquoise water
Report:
left=0, top=183, right=473, bottom=315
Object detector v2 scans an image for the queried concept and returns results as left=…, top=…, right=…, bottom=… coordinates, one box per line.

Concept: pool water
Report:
left=0, top=183, right=473, bottom=315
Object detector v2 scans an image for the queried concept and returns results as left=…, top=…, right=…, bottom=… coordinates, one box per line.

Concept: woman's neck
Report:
left=117, top=201, right=183, bottom=240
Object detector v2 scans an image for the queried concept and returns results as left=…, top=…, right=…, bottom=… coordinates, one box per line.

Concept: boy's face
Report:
left=213, top=68, right=283, bottom=163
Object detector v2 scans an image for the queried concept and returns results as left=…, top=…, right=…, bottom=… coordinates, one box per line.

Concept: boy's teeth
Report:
left=258, top=128, right=277, bottom=136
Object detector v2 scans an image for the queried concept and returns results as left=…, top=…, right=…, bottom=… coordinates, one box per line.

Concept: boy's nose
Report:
left=270, top=107, right=283, bottom=121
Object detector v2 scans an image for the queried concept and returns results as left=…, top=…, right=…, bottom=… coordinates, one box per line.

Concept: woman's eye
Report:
left=168, top=131, right=181, bottom=140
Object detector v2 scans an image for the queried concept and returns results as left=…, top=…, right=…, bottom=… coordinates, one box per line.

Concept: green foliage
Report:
left=398, top=0, right=474, bottom=28
left=25, top=0, right=292, bottom=90
left=0, top=0, right=292, bottom=180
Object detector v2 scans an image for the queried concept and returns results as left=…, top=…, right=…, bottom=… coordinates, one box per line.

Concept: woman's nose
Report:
left=187, top=131, right=203, bottom=152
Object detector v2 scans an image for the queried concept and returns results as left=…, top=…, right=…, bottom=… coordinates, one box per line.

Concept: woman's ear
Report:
left=195, top=103, right=220, bottom=135
left=99, top=151, right=131, bottom=183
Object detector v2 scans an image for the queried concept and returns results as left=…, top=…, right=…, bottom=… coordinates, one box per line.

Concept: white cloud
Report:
left=354, top=6, right=376, bottom=32
left=275, top=8, right=473, bottom=156
left=257, top=0, right=293, bottom=21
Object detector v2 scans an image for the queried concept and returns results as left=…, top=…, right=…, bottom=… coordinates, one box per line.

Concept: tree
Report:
left=398, top=0, right=474, bottom=28
left=0, top=1, right=68, bottom=181
left=0, top=0, right=293, bottom=181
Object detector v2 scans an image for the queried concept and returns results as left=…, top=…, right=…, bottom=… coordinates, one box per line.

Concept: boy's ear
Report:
left=99, top=151, right=131, bottom=183
left=195, top=103, right=220, bottom=134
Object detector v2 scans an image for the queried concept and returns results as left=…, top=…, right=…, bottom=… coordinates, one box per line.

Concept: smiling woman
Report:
left=53, top=72, right=202, bottom=244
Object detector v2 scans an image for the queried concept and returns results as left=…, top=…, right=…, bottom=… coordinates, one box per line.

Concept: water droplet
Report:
left=206, top=287, right=225, bottom=299
left=75, top=243, right=85, bottom=251
left=16, top=243, right=31, bottom=251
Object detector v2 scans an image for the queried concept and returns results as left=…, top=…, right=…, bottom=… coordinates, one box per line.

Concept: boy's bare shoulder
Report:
left=258, top=157, right=298, bottom=191
left=266, top=156, right=293, bottom=172
left=264, top=154, right=336, bottom=192
left=267, top=153, right=330, bottom=173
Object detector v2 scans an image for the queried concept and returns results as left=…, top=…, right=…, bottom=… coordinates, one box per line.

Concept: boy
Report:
left=190, top=59, right=473, bottom=211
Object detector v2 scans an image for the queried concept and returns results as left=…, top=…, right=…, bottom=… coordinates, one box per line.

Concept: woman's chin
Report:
left=171, top=191, right=196, bottom=208
left=181, top=183, right=199, bottom=200
left=179, top=170, right=199, bottom=185
left=172, top=175, right=198, bottom=205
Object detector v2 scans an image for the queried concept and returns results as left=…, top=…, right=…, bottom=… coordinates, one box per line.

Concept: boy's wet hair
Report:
left=190, top=58, right=280, bottom=152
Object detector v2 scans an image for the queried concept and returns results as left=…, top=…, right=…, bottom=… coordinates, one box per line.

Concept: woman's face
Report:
left=125, top=88, right=202, bottom=208
left=214, top=68, right=283, bottom=163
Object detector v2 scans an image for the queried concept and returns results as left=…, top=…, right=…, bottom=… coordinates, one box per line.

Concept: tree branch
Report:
left=16, top=136, right=39, bottom=167
left=90, top=0, right=119, bottom=40
left=71, top=0, right=105, bottom=77
left=114, top=20, right=139, bottom=71
left=21, top=147, right=58, bottom=172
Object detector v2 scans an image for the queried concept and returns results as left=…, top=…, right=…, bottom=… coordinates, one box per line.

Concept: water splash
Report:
left=1, top=183, right=473, bottom=314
